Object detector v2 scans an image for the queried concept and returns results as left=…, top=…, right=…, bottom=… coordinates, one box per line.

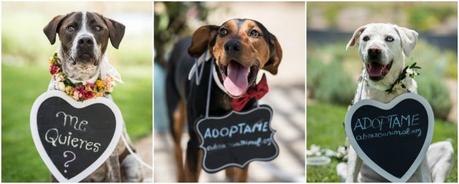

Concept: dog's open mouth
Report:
left=219, top=60, right=258, bottom=98
left=366, top=60, right=393, bottom=80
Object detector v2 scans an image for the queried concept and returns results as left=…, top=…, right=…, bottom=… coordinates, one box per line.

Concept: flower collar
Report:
left=48, top=53, right=116, bottom=101
left=385, top=62, right=421, bottom=93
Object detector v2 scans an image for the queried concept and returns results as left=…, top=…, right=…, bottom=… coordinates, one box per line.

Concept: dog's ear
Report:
left=263, top=33, right=283, bottom=75
left=188, top=25, right=219, bottom=58
left=43, top=14, right=67, bottom=45
left=102, top=16, right=125, bottom=49
left=346, top=25, right=367, bottom=50
left=394, top=25, right=418, bottom=56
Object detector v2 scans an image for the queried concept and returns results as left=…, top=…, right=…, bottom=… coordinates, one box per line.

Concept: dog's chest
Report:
left=62, top=61, right=99, bottom=81
left=364, top=87, right=405, bottom=103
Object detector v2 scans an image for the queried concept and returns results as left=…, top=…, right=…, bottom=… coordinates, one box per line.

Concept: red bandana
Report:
left=231, top=74, right=269, bottom=111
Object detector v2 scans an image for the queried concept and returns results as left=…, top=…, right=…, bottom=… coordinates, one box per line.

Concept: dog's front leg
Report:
left=225, top=166, right=249, bottom=182
left=427, top=141, right=454, bottom=182
left=346, top=146, right=362, bottom=182
left=419, top=159, right=432, bottom=182
left=183, top=132, right=203, bottom=182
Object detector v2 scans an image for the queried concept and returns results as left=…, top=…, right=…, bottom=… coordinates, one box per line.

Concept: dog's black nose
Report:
left=368, top=48, right=381, bottom=60
left=224, top=39, right=241, bottom=54
left=77, top=37, right=94, bottom=48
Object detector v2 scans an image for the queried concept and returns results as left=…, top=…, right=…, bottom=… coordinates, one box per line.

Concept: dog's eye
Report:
left=219, top=28, right=228, bottom=37
left=94, top=26, right=102, bottom=32
left=66, top=25, right=76, bottom=32
left=362, top=36, right=370, bottom=42
left=249, top=29, right=260, bottom=38
left=385, top=36, right=394, bottom=42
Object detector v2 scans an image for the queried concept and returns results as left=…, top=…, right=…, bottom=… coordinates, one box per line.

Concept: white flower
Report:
left=324, top=149, right=336, bottom=157
left=336, top=146, right=347, bottom=157
left=58, top=82, right=66, bottom=91
left=406, top=68, right=415, bottom=75
left=307, top=144, right=322, bottom=157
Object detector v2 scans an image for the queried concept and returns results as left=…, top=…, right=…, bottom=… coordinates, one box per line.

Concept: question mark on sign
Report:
left=63, top=151, right=76, bottom=173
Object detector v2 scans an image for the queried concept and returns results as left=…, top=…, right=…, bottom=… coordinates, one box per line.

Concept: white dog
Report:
left=338, top=23, right=454, bottom=182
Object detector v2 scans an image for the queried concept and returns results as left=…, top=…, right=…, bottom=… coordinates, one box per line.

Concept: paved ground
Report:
left=133, top=135, right=153, bottom=182
left=154, top=83, right=305, bottom=182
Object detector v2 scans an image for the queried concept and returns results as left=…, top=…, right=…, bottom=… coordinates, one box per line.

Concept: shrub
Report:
left=308, top=57, right=356, bottom=105
left=417, top=72, right=452, bottom=120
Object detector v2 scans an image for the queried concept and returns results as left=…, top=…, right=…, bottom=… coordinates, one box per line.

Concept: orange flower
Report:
left=96, top=80, right=104, bottom=90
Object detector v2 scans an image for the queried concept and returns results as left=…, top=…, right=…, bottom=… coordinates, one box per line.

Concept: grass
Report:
left=307, top=102, right=457, bottom=182
left=2, top=63, right=151, bottom=182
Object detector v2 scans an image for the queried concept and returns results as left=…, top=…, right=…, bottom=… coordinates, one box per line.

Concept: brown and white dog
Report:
left=338, top=23, right=454, bottom=182
left=166, top=18, right=282, bottom=182
left=43, top=11, right=143, bottom=182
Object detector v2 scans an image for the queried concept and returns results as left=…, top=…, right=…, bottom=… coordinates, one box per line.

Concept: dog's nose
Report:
left=77, top=37, right=94, bottom=48
left=368, top=48, right=382, bottom=60
left=224, top=39, right=241, bottom=54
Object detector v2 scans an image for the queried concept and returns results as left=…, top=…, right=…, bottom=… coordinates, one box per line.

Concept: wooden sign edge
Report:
left=29, top=90, right=124, bottom=182
left=344, top=93, right=434, bottom=182
left=196, top=104, right=280, bottom=173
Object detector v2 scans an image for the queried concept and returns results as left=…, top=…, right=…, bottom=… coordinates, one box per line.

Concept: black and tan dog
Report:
left=165, top=19, right=282, bottom=182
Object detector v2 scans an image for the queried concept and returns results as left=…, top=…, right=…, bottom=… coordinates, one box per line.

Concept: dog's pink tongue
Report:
left=367, top=63, right=385, bottom=77
left=223, top=62, right=250, bottom=97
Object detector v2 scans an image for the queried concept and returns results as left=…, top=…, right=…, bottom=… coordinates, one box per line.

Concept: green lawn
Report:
left=307, top=102, right=457, bottom=182
left=2, top=64, right=152, bottom=182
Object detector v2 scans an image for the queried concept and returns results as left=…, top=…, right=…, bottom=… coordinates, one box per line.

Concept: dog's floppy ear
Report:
left=346, top=25, right=367, bottom=50
left=394, top=25, right=418, bottom=56
left=263, top=33, right=283, bottom=75
left=188, top=25, right=219, bottom=58
left=102, top=16, right=125, bottom=49
left=43, top=14, right=67, bottom=45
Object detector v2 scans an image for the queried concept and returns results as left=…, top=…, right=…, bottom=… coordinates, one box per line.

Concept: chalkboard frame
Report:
left=345, top=93, right=434, bottom=182
left=196, top=105, right=279, bottom=173
left=30, top=90, right=123, bottom=182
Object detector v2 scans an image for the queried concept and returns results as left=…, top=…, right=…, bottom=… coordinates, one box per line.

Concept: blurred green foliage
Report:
left=2, top=12, right=54, bottom=65
left=417, top=73, right=452, bottom=120
left=308, top=2, right=456, bottom=32
left=308, top=56, right=356, bottom=105
left=154, top=2, right=211, bottom=65
left=407, top=5, right=456, bottom=31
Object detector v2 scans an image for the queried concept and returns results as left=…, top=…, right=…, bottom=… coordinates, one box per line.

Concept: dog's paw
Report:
left=121, top=154, right=144, bottom=182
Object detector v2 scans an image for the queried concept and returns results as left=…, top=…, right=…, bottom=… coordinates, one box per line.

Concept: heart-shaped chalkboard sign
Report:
left=196, top=105, right=279, bottom=173
left=345, top=93, right=434, bottom=182
left=30, top=91, right=123, bottom=182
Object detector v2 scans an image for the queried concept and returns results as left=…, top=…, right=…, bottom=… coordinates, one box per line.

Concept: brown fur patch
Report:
left=212, top=19, right=271, bottom=69
left=172, top=100, right=186, bottom=181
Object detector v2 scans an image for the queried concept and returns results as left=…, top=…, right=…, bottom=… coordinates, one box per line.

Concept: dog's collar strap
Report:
left=48, top=52, right=116, bottom=101
left=188, top=50, right=212, bottom=85
left=385, top=62, right=421, bottom=93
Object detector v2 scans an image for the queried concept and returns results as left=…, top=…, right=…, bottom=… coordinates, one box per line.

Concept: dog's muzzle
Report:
left=76, top=36, right=96, bottom=63
left=368, top=48, right=382, bottom=61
